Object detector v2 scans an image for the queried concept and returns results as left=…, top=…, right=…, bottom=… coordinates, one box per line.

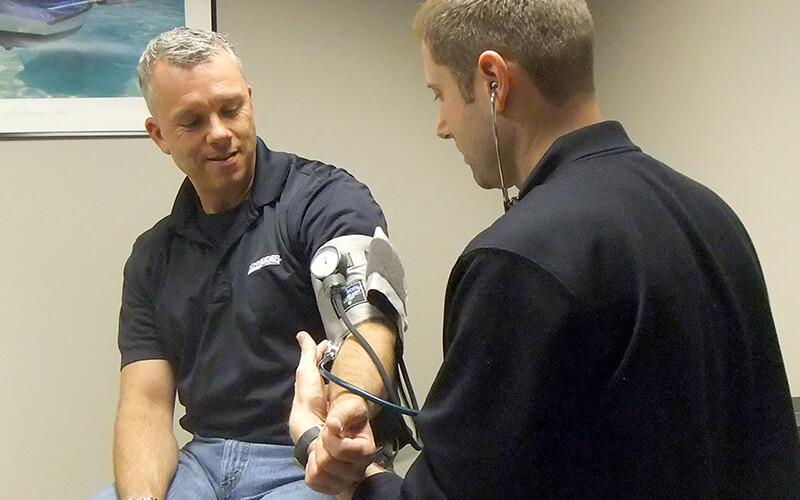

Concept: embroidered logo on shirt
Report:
left=248, top=254, right=282, bottom=275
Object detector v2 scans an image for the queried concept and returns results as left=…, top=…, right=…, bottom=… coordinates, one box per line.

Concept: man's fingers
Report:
left=291, top=331, right=328, bottom=427
left=316, top=338, right=328, bottom=360
left=306, top=449, right=360, bottom=495
left=319, top=422, right=376, bottom=463
left=327, top=396, right=370, bottom=437
left=296, top=331, right=316, bottom=358
left=310, top=441, right=371, bottom=485
left=297, top=331, right=328, bottom=366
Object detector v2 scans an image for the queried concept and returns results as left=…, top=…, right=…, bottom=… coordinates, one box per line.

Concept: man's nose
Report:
left=207, top=113, right=232, bottom=144
left=436, top=113, right=451, bottom=140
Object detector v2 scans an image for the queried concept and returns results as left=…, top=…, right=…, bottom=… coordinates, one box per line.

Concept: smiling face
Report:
left=145, top=49, right=257, bottom=213
left=422, top=42, right=500, bottom=190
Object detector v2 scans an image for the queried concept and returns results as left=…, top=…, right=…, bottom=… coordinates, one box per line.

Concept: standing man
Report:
left=291, top=0, right=800, bottom=498
left=93, top=27, right=397, bottom=500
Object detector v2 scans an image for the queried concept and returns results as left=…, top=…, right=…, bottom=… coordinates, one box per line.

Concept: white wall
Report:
left=0, top=1, right=797, bottom=498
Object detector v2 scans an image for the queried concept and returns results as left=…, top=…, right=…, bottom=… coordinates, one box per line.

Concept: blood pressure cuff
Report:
left=311, top=234, right=393, bottom=347
left=366, top=227, right=408, bottom=337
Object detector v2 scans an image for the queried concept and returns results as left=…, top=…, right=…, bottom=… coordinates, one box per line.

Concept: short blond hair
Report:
left=414, top=0, right=595, bottom=104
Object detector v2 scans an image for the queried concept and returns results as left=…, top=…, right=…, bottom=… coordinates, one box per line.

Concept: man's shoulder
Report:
left=463, top=191, right=586, bottom=261
left=254, top=143, right=384, bottom=250
left=286, top=152, right=361, bottom=186
left=458, top=162, right=647, bottom=298
left=273, top=150, right=378, bottom=215
left=260, top=140, right=346, bottom=179
left=259, top=144, right=365, bottom=199
left=130, top=214, right=173, bottom=259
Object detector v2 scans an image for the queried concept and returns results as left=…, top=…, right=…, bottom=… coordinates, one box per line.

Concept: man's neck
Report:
left=200, top=190, right=250, bottom=214
left=511, top=96, right=603, bottom=187
left=198, top=166, right=256, bottom=214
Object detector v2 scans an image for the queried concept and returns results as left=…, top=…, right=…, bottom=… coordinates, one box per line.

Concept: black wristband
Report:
left=293, top=424, right=322, bottom=468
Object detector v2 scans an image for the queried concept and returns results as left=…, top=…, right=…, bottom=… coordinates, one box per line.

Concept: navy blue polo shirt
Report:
left=118, top=137, right=386, bottom=444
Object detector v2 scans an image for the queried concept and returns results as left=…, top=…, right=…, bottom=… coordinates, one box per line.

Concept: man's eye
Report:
left=181, top=119, right=201, bottom=129
left=223, top=105, right=241, bottom=116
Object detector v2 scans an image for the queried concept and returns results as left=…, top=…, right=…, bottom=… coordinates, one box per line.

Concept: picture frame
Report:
left=0, top=0, right=217, bottom=138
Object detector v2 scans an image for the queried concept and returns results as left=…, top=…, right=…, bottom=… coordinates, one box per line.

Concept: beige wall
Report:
left=0, top=1, right=796, bottom=498
left=0, top=138, right=185, bottom=497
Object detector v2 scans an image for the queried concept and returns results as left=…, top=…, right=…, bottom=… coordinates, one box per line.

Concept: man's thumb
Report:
left=296, top=331, right=316, bottom=359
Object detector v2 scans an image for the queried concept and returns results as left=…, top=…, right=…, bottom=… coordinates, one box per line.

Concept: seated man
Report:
left=93, top=27, right=397, bottom=500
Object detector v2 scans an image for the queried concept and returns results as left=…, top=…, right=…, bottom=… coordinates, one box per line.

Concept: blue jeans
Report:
left=92, top=435, right=332, bottom=499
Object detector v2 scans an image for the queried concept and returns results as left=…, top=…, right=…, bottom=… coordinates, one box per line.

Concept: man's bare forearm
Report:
left=329, top=321, right=396, bottom=414
left=113, top=360, right=178, bottom=500
left=113, top=395, right=178, bottom=500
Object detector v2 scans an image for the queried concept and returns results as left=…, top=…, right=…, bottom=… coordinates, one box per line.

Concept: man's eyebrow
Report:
left=217, top=91, right=246, bottom=102
left=172, top=109, right=199, bottom=122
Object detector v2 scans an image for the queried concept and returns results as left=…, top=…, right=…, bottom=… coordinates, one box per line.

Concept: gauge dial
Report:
left=310, top=246, right=341, bottom=280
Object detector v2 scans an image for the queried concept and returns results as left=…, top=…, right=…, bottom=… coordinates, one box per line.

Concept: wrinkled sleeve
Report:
left=357, top=248, right=600, bottom=499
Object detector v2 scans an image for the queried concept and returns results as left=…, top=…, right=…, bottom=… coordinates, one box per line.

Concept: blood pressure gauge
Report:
left=310, top=246, right=342, bottom=280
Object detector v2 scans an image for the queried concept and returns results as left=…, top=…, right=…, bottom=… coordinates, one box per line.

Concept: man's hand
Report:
left=291, top=331, right=380, bottom=496
left=290, top=331, right=329, bottom=442
left=306, top=397, right=377, bottom=495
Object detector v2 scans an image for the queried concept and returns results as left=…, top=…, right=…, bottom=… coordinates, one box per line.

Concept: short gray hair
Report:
left=138, top=27, right=243, bottom=112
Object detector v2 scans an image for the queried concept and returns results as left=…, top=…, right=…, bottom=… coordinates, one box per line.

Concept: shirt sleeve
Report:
left=352, top=472, right=403, bottom=499
left=359, top=248, right=605, bottom=499
left=117, top=235, right=169, bottom=369
left=293, top=165, right=387, bottom=258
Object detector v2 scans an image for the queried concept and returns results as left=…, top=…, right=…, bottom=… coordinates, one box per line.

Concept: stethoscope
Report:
left=491, top=81, right=518, bottom=213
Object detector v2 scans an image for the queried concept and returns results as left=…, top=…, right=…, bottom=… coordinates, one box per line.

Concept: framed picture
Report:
left=0, top=0, right=216, bottom=138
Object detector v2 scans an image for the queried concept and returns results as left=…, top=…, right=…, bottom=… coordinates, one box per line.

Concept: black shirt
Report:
left=355, top=122, right=800, bottom=498
left=195, top=201, right=244, bottom=249
left=118, top=138, right=386, bottom=444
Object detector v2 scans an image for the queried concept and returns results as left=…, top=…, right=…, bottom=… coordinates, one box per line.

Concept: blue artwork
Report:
left=0, top=0, right=185, bottom=99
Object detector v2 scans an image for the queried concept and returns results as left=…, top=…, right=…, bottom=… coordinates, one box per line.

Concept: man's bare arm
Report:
left=301, top=322, right=396, bottom=495
left=328, top=321, right=396, bottom=413
left=291, top=330, right=391, bottom=497
left=113, top=359, right=178, bottom=500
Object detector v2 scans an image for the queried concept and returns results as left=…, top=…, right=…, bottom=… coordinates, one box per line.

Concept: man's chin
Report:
left=471, top=170, right=500, bottom=190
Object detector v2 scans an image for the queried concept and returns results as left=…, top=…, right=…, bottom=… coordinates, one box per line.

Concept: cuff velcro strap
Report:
left=293, top=424, right=323, bottom=468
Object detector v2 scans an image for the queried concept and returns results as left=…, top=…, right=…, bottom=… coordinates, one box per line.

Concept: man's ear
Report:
left=145, top=117, right=171, bottom=155
left=478, top=50, right=509, bottom=112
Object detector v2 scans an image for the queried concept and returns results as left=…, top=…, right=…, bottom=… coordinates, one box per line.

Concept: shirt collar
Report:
left=250, top=137, right=292, bottom=208
left=169, top=136, right=291, bottom=231
left=518, top=121, right=639, bottom=200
